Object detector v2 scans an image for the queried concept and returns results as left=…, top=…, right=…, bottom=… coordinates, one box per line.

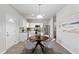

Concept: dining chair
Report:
left=41, top=37, right=54, bottom=53
left=41, top=38, right=54, bottom=48
left=23, top=39, right=37, bottom=53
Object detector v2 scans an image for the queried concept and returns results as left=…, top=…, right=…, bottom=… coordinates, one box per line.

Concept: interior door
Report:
left=6, top=15, right=17, bottom=49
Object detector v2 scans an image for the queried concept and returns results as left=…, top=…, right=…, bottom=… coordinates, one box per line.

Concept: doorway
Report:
left=6, top=15, right=17, bottom=49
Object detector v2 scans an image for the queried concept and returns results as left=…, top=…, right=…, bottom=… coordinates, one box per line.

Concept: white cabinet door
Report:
left=6, top=15, right=17, bottom=49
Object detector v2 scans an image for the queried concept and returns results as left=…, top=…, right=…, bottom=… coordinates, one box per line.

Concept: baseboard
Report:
left=56, top=41, right=74, bottom=54
left=1, top=50, right=7, bottom=54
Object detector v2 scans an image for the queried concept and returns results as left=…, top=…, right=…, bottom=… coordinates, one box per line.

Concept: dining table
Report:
left=28, top=35, right=49, bottom=53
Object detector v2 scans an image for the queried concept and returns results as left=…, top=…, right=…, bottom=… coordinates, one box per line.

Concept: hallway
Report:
left=5, top=41, right=70, bottom=54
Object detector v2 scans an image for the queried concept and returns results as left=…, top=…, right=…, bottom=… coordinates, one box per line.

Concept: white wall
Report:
left=49, top=18, right=53, bottom=39
left=56, top=5, right=79, bottom=54
left=0, top=5, right=26, bottom=53
left=0, top=9, right=6, bottom=53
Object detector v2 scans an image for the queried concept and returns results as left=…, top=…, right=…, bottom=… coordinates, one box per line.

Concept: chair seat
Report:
left=24, top=40, right=37, bottom=49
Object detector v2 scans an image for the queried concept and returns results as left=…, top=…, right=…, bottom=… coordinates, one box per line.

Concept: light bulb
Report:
left=36, top=14, right=43, bottom=19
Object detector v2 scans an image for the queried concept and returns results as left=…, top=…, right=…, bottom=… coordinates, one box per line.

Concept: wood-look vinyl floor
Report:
left=5, top=41, right=71, bottom=54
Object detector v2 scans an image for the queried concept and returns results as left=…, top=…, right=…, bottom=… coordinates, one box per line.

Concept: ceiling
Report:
left=11, top=4, right=66, bottom=23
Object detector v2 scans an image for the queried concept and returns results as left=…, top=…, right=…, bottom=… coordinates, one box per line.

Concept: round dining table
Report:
left=28, top=35, right=49, bottom=53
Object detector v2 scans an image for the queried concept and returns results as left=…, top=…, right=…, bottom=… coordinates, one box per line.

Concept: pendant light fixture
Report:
left=36, top=4, right=44, bottom=19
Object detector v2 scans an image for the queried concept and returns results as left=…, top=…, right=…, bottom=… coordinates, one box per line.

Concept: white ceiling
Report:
left=11, top=4, right=66, bottom=23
